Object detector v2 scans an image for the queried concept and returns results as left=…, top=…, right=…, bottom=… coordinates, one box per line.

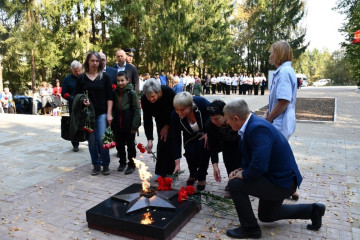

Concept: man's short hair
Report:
left=70, top=60, right=82, bottom=69
left=223, top=99, right=250, bottom=119
left=143, top=79, right=161, bottom=96
left=207, top=100, right=226, bottom=116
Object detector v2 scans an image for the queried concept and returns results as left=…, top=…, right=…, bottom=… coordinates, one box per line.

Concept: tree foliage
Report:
left=0, top=0, right=355, bottom=95
left=335, top=0, right=360, bottom=87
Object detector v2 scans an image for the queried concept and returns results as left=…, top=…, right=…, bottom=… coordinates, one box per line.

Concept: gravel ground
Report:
left=255, top=97, right=335, bottom=121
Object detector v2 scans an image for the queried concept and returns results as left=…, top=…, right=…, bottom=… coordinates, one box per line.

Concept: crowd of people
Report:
left=137, top=71, right=267, bottom=97
left=1, top=41, right=326, bottom=239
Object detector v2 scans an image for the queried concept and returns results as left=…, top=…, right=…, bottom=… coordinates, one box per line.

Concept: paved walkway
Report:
left=0, top=86, right=359, bottom=240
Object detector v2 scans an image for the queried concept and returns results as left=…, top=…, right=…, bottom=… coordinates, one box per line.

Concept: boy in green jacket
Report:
left=112, top=71, right=141, bottom=174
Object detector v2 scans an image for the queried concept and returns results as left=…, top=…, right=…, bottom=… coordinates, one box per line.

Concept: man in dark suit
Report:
left=99, top=52, right=117, bottom=84
left=114, top=49, right=139, bottom=93
left=223, top=99, right=326, bottom=239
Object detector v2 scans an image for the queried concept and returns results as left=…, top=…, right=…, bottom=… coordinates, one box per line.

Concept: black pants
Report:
left=231, top=86, right=237, bottom=94
left=217, top=84, right=221, bottom=93
left=248, top=85, right=253, bottom=95
left=238, top=85, right=242, bottom=95
left=261, top=86, right=265, bottom=95
left=242, top=84, right=247, bottom=95
left=225, top=85, right=231, bottom=95
left=115, top=129, right=136, bottom=167
left=155, top=134, right=175, bottom=177
left=229, top=177, right=313, bottom=228
left=254, top=84, right=259, bottom=95
left=184, top=137, right=210, bottom=181
left=211, top=84, right=217, bottom=94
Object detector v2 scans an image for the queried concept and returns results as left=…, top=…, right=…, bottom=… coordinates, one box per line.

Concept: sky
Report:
left=304, top=0, right=346, bottom=53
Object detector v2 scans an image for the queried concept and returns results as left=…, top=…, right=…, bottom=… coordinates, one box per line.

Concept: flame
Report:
left=140, top=212, right=154, bottom=225
left=133, top=158, right=152, bottom=191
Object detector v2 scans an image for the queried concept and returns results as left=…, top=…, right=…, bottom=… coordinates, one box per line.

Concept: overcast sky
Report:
left=304, top=0, right=346, bottom=52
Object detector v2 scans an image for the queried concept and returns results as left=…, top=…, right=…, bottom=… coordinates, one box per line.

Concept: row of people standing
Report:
left=140, top=71, right=267, bottom=97
left=210, top=73, right=267, bottom=95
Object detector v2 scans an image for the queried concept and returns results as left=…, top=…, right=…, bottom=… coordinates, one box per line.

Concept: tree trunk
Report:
left=0, top=59, right=3, bottom=93
left=91, top=8, right=96, bottom=44
left=40, top=66, right=47, bottom=82
left=100, top=1, right=106, bottom=44
left=31, top=49, right=36, bottom=93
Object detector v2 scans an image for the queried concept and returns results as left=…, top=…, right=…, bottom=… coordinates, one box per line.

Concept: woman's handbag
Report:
left=61, top=116, right=87, bottom=142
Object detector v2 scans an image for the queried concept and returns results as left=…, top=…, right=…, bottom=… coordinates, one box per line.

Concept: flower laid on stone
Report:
left=63, top=93, right=70, bottom=99
left=156, top=176, right=173, bottom=191
left=102, top=126, right=116, bottom=149
left=177, top=185, right=195, bottom=203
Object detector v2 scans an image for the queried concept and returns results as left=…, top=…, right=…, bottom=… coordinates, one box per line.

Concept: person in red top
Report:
left=52, top=79, right=62, bottom=108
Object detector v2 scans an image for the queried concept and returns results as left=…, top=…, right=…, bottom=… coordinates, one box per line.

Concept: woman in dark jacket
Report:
left=171, top=91, right=210, bottom=191
left=75, top=51, right=113, bottom=176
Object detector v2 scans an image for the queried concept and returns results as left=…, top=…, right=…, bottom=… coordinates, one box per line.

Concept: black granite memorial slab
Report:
left=86, top=183, right=201, bottom=240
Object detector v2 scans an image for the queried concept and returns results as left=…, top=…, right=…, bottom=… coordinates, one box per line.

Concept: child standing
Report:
left=192, top=79, right=203, bottom=96
left=112, top=71, right=141, bottom=174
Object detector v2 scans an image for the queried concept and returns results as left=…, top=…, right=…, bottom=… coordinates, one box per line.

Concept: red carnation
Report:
left=112, top=84, right=117, bottom=90
left=64, top=93, right=70, bottom=99
left=156, top=176, right=164, bottom=183
left=185, top=185, right=195, bottom=196
left=164, top=177, right=173, bottom=190
left=177, top=187, right=188, bottom=203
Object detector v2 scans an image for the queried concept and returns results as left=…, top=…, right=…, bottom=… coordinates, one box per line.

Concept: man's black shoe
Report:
left=117, top=164, right=126, bottom=172
left=91, top=165, right=101, bottom=175
left=226, top=226, right=261, bottom=239
left=307, top=203, right=326, bottom=231
left=73, top=146, right=79, bottom=152
left=102, top=165, right=110, bottom=175
left=125, top=166, right=135, bottom=175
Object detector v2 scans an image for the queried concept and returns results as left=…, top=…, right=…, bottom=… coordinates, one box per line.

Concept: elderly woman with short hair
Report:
left=171, top=91, right=211, bottom=191
left=141, top=79, right=176, bottom=178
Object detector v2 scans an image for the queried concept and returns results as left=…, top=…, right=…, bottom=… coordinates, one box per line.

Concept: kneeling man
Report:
left=223, top=99, right=326, bottom=239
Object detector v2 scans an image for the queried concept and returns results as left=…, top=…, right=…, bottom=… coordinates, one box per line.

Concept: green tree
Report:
left=335, top=0, right=360, bottom=86
left=234, top=0, right=307, bottom=75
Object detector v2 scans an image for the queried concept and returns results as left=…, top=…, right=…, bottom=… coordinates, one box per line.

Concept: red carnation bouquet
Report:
left=82, top=90, right=95, bottom=133
left=178, top=185, right=195, bottom=203
left=156, top=176, right=173, bottom=191
left=102, top=126, right=116, bottom=149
